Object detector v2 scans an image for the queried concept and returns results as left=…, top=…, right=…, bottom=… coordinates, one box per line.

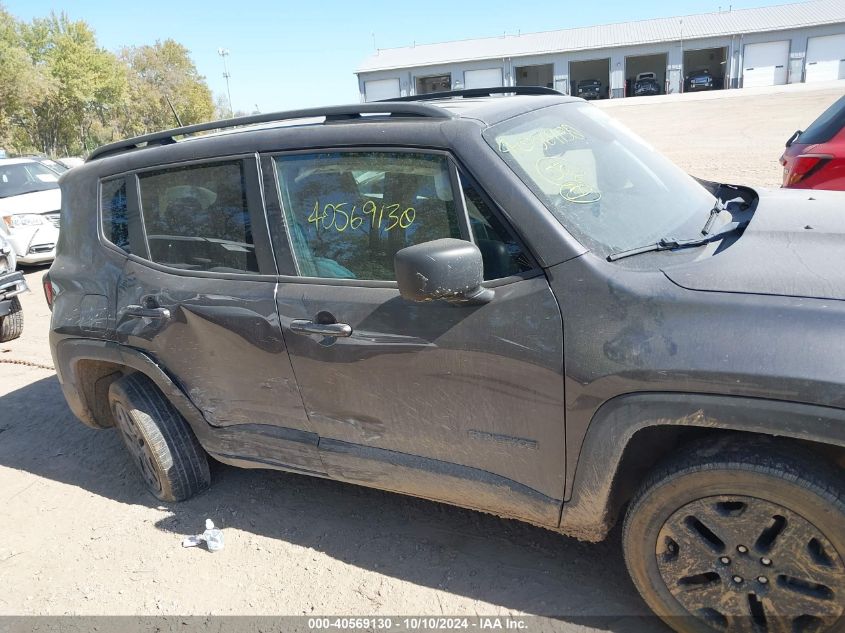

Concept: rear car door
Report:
left=264, top=148, right=566, bottom=525
left=108, top=156, right=321, bottom=474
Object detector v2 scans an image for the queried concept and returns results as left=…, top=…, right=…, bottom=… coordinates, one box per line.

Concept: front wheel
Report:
left=623, top=442, right=845, bottom=633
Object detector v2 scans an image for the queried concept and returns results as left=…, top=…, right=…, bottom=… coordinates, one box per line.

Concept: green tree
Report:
left=120, top=39, right=214, bottom=136
left=14, top=12, right=126, bottom=155
left=0, top=6, right=50, bottom=150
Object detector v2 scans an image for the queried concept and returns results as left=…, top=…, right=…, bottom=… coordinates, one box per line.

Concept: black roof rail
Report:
left=381, top=86, right=564, bottom=102
left=87, top=103, right=455, bottom=162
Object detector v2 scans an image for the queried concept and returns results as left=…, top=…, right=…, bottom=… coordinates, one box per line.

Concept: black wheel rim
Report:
left=112, top=401, right=163, bottom=495
left=656, top=494, right=845, bottom=632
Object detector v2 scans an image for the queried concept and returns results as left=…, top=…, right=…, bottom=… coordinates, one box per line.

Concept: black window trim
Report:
left=453, top=165, right=540, bottom=275
left=262, top=145, right=542, bottom=289
left=98, top=153, right=278, bottom=279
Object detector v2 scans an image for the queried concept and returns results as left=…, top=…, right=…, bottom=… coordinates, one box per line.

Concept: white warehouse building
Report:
left=356, top=0, right=845, bottom=101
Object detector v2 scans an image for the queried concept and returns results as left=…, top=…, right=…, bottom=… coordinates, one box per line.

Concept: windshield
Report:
left=484, top=103, right=716, bottom=257
left=0, top=162, right=60, bottom=198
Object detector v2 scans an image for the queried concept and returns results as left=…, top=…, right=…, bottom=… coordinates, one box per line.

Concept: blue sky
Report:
left=7, top=0, right=776, bottom=112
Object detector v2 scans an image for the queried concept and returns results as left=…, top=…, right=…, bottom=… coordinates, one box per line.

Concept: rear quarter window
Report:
left=101, top=178, right=130, bottom=252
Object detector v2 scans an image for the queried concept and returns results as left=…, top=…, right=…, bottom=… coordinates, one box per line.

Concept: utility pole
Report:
left=218, top=48, right=233, bottom=117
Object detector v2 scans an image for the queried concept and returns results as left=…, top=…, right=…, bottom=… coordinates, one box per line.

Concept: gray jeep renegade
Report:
left=47, top=87, right=845, bottom=631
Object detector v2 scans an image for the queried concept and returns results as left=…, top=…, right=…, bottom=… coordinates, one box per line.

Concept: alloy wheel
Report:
left=656, top=494, right=845, bottom=632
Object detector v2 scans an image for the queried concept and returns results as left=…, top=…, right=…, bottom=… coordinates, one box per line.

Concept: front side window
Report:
left=101, top=178, right=129, bottom=252
left=463, top=178, right=532, bottom=279
left=274, top=152, right=461, bottom=281
left=138, top=161, right=258, bottom=273
left=485, top=103, right=717, bottom=259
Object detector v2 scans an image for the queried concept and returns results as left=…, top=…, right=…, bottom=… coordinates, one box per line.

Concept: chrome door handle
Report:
left=123, top=305, right=171, bottom=319
left=290, top=320, right=352, bottom=337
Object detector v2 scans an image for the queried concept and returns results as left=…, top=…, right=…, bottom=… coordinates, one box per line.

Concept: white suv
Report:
left=0, top=157, right=62, bottom=264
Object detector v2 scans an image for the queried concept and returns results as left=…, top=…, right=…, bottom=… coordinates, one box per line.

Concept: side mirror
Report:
left=394, top=238, right=494, bottom=305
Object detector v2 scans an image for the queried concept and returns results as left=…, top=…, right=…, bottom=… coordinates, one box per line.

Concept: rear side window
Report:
left=138, top=161, right=258, bottom=273
left=101, top=178, right=129, bottom=252
left=274, top=152, right=461, bottom=280
left=798, top=94, right=845, bottom=145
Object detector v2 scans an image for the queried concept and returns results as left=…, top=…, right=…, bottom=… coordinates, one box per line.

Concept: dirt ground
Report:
left=0, top=83, right=842, bottom=629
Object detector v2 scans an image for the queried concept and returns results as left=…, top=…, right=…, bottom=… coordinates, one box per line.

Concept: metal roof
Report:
left=357, top=0, right=845, bottom=73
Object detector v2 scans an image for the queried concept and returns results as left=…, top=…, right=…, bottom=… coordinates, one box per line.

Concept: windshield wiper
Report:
left=700, top=199, right=727, bottom=235
left=607, top=220, right=748, bottom=262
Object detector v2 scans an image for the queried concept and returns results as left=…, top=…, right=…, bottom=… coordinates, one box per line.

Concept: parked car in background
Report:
left=685, top=68, right=718, bottom=91
left=633, top=71, right=661, bottom=96
left=47, top=87, right=845, bottom=632
left=575, top=78, right=603, bottom=100
left=781, top=94, right=845, bottom=190
left=0, top=232, right=26, bottom=341
left=25, top=155, right=70, bottom=175
left=56, top=157, right=84, bottom=170
left=0, top=158, right=61, bottom=264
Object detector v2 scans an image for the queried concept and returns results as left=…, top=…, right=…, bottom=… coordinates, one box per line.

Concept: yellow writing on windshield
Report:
left=498, top=123, right=586, bottom=156
left=536, top=157, right=602, bottom=204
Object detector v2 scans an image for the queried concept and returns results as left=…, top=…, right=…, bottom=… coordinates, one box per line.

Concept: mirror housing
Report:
left=394, top=238, right=494, bottom=305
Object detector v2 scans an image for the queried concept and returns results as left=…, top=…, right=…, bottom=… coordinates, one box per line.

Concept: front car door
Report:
left=264, top=148, right=566, bottom=525
left=108, top=155, right=322, bottom=474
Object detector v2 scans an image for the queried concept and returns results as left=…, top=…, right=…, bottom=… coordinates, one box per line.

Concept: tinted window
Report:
left=138, top=161, right=258, bottom=273
left=463, top=179, right=533, bottom=279
left=275, top=152, right=461, bottom=281
left=101, top=178, right=129, bottom=252
left=797, top=94, right=845, bottom=145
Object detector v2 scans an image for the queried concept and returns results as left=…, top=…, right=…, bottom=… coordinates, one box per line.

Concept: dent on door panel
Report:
left=116, top=268, right=309, bottom=433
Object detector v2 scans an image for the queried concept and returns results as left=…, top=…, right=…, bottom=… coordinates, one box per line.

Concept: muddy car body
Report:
left=47, top=88, right=845, bottom=632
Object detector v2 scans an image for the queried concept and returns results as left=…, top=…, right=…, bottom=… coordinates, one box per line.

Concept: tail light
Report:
left=42, top=273, right=55, bottom=311
left=783, top=154, right=832, bottom=186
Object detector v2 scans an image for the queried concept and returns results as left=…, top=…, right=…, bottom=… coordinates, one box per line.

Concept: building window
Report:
left=515, top=64, right=554, bottom=88
left=416, top=74, right=451, bottom=95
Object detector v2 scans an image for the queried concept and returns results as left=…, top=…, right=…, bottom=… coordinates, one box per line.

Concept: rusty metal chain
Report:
left=0, top=358, right=55, bottom=371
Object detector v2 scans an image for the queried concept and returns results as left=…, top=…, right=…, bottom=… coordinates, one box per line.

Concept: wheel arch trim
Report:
left=560, top=392, right=845, bottom=542
left=54, top=337, right=211, bottom=434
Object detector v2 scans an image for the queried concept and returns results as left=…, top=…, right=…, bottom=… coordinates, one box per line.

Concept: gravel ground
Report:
left=1, top=83, right=843, bottom=630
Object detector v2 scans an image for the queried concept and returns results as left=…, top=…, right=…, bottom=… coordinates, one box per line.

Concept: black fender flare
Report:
left=559, top=392, right=845, bottom=542
left=54, top=337, right=211, bottom=437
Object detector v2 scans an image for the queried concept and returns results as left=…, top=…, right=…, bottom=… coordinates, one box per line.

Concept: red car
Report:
left=780, top=93, right=845, bottom=190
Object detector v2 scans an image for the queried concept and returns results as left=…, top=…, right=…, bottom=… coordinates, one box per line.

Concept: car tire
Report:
left=0, top=296, right=23, bottom=342
left=623, top=439, right=845, bottom=633
left=108, top=372, right=210, bottom=502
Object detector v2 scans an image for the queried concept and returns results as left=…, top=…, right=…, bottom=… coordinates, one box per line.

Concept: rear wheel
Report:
left=623, top=442, right=845, bottom=633
left=108, top=372, right=210, bottom=502
left=0, top=296, right=23, bottom=342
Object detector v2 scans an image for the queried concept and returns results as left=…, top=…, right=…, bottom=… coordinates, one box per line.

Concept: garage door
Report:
left=464, top=68, right=503, bottom=89
left=806, top=34, right=845, bottom=83
left=743, top=41, right=789, bottom=87
left=364, top=78, right=400, bottom=102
